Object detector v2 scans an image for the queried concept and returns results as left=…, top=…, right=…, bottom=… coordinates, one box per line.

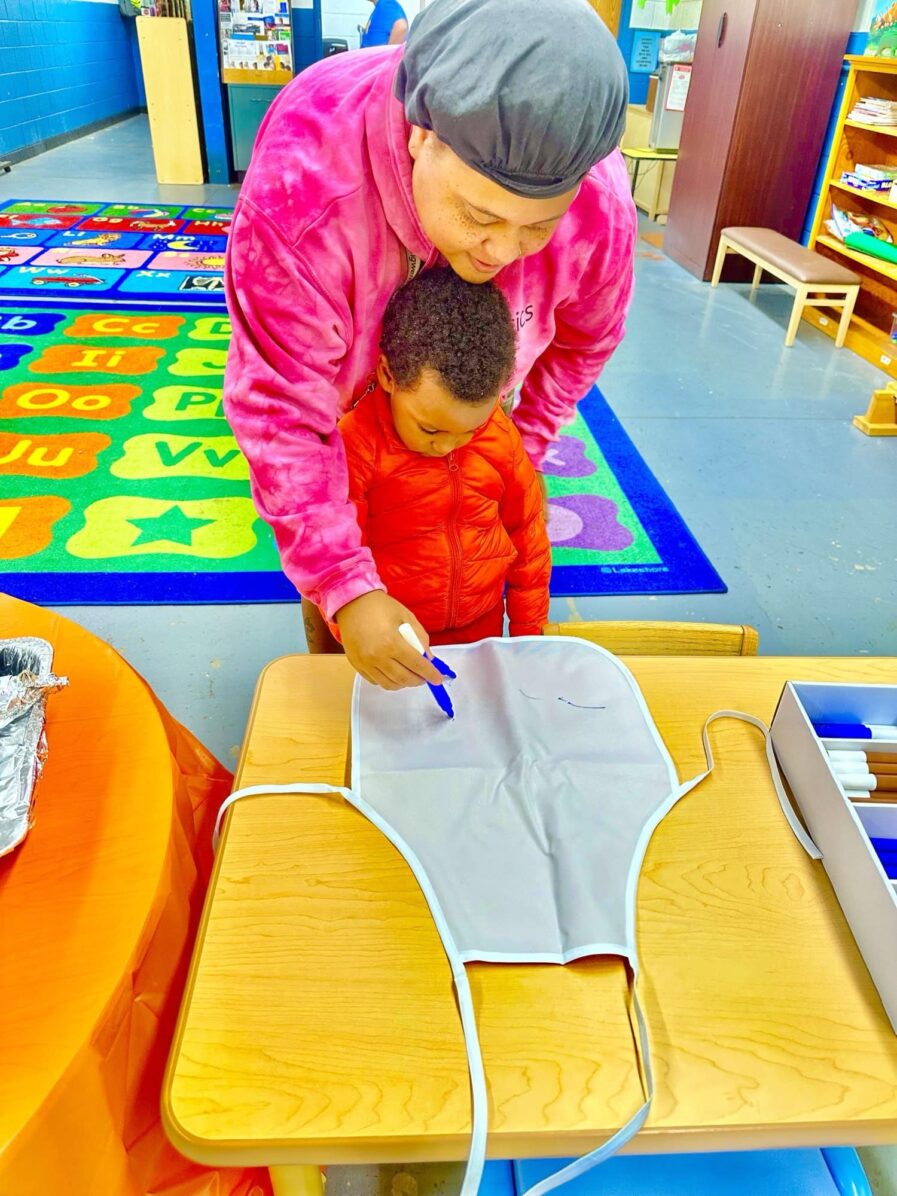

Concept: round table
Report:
left=0, top=594, right=269, bottom=1196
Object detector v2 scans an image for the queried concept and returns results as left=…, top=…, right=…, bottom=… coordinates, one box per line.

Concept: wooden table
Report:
left=0, top=595, right=262, bottom=1196
left=621, top=146, right=679, bottom=222
left=164, top=655, right=897, bottom=1194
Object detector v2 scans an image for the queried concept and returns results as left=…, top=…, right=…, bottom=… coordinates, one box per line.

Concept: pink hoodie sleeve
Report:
left=514, top=188, right=637, bottom=469
left=224, top=202, right=384, bottom=618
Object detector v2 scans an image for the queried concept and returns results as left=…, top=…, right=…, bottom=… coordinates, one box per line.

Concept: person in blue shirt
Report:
left=360, top=0, right=408, bottom=47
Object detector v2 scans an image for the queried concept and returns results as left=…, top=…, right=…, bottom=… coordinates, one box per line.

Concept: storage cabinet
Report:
left=665, top=0, right=857, bottom=281
left=229, top=84, right=282, bottom=173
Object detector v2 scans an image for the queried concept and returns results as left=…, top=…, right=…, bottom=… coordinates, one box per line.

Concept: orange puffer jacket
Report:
left=332, top=386, right=551, bottom=641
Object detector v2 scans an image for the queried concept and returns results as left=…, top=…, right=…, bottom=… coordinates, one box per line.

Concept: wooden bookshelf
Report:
left=829, top=179, right=897, bottom=211
left=844, top=118, right=897, bottom=137
left=808, top=55, right=897, bottom=377
left=817, top=233, right=897, bottom=282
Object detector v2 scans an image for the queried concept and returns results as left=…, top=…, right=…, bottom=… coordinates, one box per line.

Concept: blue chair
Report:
left=513, top=1147, right=871, bottom=1196
left=481, top=1161, right=518, bottom=1196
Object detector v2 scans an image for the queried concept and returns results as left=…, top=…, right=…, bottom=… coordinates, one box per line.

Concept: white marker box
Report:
left=770, top=682, right=897, bottom=1033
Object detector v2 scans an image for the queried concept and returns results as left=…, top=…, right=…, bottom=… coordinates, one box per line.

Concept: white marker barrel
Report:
left=826, top=750, right=867, bottom=764
left=836, top=773, right=876, bottom=791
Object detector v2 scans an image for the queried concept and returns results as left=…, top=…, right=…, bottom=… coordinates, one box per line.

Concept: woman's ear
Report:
left=376, top=353, right=395, bottom=394
left=408, top=126, right=433, bottom=162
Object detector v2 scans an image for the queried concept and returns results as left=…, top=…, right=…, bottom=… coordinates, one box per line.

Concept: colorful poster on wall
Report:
left=867, top=1, right=897, bottom=56
left=219, top=0, right=293, bottom=79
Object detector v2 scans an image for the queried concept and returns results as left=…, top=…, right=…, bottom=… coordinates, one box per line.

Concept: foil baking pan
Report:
left=0, top=637, right=67, bottom=858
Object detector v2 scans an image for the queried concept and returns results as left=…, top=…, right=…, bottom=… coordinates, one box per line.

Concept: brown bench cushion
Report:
left=722, top=227, right=860, bottom=286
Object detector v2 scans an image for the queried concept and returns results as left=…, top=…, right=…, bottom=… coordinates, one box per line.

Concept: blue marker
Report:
left=398, top=623, right=456, bottom=719
left=813, top=721, right=897, bottom=741
left=870, top=838, right=897, bottom=880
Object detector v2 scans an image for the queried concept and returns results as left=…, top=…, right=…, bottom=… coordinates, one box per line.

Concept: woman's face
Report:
left=409, top=129, right=578, bottom=283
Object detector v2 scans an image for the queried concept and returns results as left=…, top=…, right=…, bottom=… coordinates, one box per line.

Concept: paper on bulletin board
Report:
left=630, top=0, right=702, bottom=31
left=665, top=63, right=692, bottom=111
left=219, top=0, right=293, bottom=77
left=630, top=29, right=661, bottom=73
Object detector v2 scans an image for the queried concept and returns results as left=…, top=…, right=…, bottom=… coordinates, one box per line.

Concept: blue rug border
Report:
left=549, top=386, right=725, bottom=597
left=0, top=571, right=296, bottom=605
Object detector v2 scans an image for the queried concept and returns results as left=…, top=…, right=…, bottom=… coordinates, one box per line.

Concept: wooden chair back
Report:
left=541, top=621, right=759, bottom=656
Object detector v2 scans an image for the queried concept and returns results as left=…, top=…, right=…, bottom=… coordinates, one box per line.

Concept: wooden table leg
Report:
left=785, top=284, right=809, bottom=347
left=649, top=162, right=663, bottom=222
left=836, top=285, right=859, bottom=348
left=710, top=237, right=731, bottom=287
left=270, top=1165, right=325, bottom=1196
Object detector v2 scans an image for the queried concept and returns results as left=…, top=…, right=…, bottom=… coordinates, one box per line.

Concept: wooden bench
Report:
left=711, top=226, right=860, bottom=348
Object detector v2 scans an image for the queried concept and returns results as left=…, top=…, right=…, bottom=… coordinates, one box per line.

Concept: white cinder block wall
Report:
left=322, top=0, right=422, bottom=49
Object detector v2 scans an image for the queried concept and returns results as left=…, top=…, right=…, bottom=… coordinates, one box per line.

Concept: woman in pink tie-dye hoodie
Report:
left=224, top=0, right=636, bottom=690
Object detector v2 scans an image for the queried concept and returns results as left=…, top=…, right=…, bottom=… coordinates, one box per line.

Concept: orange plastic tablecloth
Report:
left=0, top=595, right=272, bottom=1196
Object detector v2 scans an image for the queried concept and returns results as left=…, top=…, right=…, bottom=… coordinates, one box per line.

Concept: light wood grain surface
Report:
left=164, top=655, right=897, bottom=1168
left=541, top=620, right=757, bottom=655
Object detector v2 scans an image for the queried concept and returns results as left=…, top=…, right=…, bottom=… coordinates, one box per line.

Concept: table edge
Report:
left=158, top=1113, right=897, bottom=1169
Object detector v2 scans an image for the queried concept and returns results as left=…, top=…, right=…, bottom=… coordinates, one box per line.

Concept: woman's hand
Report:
left=335, top=591, right=445, bottom=690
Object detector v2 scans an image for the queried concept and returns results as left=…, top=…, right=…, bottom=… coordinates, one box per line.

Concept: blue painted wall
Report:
left=292, top=0, right=322, bottom=74
left=617, top=0, right=695, bottom=105
left=128, top=16, right=146, bottom=108
left=801, top=30, right=868, bottom=243
left=0, top=0, right=140, bottom=159
left=193, top=0, right=231, bottom=183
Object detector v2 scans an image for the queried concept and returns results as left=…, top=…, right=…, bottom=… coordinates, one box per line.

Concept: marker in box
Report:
left=835, top=772, right=876, bottom=791
left=870, top=837, right=897, bottom=880
left=814, top=721, right=897, bottom=740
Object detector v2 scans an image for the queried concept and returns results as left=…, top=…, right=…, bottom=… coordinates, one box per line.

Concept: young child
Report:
left=323, top=268, right=551, bottom=646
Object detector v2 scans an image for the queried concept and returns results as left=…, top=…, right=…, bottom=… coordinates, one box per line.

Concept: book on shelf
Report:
left=841, top=170, right=893, bottom=191
left=855, top=163, right=897, bottom=181
left=848, top=97, right=897, bottom=125
left=828, top=202, right=893, bottom=243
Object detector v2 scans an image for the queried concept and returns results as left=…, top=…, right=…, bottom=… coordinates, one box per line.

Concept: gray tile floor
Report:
left=3, top=114, right=897, bottom=1194
left=2, top=114, right=896, bottom=764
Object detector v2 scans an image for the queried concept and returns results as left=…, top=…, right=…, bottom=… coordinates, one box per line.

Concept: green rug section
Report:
left=0, top=303, right=722, bottom=602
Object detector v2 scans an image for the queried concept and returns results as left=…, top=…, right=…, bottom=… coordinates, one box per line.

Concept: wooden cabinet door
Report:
left=665, top=0, right=757, bottom=278
left=585, top=0, right=621, bottom=34
left=724, top=0, right=859, bottom=240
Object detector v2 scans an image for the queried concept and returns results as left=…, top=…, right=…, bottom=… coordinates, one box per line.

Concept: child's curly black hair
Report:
left=380, top=267, right=517, bottom=404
